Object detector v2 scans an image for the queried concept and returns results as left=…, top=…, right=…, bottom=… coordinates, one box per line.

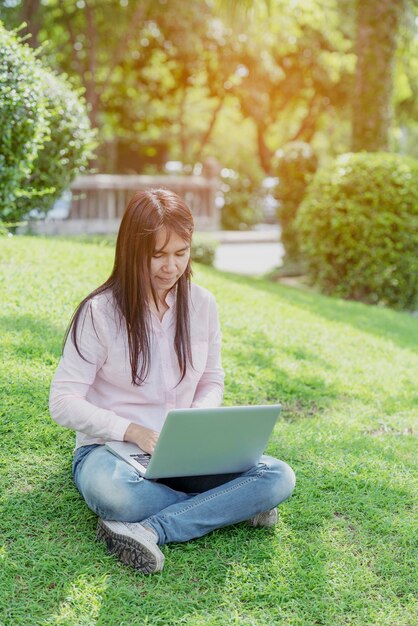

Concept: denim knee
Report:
left=75, top=446, right=143, bottom=520
left=261, top=456, right=296, bottom=508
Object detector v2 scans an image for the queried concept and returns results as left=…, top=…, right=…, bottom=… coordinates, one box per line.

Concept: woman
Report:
left=50, top=188, right=296, bottom=574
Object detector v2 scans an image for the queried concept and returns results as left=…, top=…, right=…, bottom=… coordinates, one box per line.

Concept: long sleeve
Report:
left=191, top=295, right=224, bottom=409
left=49, top=299, right=131, bottom=442
left=50, top=285, right=225, bottom=449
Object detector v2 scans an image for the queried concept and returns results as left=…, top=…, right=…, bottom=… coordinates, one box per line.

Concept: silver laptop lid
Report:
left=144, top=404, right=281, bottom=479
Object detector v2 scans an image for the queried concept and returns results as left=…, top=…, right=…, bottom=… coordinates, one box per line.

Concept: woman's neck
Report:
left=149, top=290, right=170, bottom=322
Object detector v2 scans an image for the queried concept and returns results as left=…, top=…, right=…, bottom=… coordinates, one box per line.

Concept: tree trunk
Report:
left=351, top=0, right=403, bottom=152
left=85, top=2, right=98, bottom=130
left=20, top=0, right=41, bottom=48
left=178, top=86, right=188, bottom=164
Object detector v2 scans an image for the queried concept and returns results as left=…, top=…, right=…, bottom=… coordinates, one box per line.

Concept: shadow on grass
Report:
left=1, top=277, right=415, bottom=622
left=212, top=268, right=418, bottom=355
left=224, top=325, right=347, bottom=420
left=1, top=433, right=415, bottom=625
left=1, top=451, right=284, bottom=624
left=1, top=328, right=415, bottom=623
left=0, top=313, right=63, bottom=361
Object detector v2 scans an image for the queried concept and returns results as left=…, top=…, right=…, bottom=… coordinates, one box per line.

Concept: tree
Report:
left=221, top=0, right=413, bottom=156
left=214, top=0, right=354, bottom=172
left=351, top=0, right=405, bottom=151
left=393, top=2, right=418, bottom=156
left=0, top=0, right=238, bottom=170
left=227, top=20, right=352, bottom=173
left=1, top=0, right=355, bottom=175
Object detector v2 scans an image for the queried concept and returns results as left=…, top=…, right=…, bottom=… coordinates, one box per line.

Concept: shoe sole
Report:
left=247, top=508, right=278, bottom=528
left=96, top=519, right=164, bottom=574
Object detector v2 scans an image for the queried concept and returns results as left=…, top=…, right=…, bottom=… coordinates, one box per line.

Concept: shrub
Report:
left=14, top=68, right=95, bottom=221
left=191, top=235, right=217, bottom=266
left=0, top=23, right=94, bottom=224
left=221, top=170, right=263, bottom=230
left=273, top=141, right=318, bottom=263
left=296, top=152, right=418, bottom=310
left=0, top=23, right=48, bottom=220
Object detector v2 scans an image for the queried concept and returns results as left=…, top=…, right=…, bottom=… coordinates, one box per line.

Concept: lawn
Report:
left=0, top=236, right=417, bottom=626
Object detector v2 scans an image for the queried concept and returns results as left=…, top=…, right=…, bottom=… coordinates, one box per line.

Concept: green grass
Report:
left=1, top=235, right=417, bottom=626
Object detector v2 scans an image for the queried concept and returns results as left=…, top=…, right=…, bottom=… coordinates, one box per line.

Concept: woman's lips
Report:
left=157, top=276, right=177, bottom=283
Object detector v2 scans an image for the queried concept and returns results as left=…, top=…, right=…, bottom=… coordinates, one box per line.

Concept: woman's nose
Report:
left=163, top=257, right=177, bottom=272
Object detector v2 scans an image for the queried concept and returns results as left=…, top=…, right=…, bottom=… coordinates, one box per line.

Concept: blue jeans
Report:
left=72, top=444, right=296, bottom=546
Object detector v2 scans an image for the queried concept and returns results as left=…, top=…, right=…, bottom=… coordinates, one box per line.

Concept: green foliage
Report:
left=0, top=23, right=48, bottom=219
left=0, top=23, right=93, bottom=224
left=221, top=171, right=263, bottom=230
left=273, top=142, right=318, bottom=263
left=14, top=69, right=95, bottom=221
left=191, top=235, right=217, bottom=266
left=297, top=152, right=418, bottom=310
left=0, top=0, right=355, bottom=174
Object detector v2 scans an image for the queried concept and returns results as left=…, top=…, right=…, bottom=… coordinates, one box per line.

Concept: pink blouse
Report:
left=49, top=283, right=225, bottom=449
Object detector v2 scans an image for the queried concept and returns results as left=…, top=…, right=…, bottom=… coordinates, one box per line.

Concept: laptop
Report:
left=105, top=404, right=281, bottom=479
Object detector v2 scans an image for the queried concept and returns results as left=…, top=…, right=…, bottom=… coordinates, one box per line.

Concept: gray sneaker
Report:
left=248, top=507, right=278, bottom=528
left=96, top=519, right=164, bottom=574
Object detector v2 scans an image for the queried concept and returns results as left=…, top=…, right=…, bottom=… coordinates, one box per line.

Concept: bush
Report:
left=191, top=235, right=217, bottom=266
left=273, top=141, right=318, bottom=263
left=0, top=23, right=94, bottom=224
left=14, top=68, right=95, bottom=221
left=296, top=152, right=418, bottom=310
left=221, top=171, right=263, bottom=230
left=0, top=23, right=48, bottom=219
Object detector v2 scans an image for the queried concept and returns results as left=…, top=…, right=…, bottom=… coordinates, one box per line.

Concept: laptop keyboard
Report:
left=130, top=453, right=152, bottom=467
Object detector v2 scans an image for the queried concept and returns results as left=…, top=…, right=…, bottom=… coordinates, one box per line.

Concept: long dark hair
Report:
left=64, top=188, right=194, bottom=385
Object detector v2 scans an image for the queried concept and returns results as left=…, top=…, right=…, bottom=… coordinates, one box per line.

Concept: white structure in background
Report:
left=30, top=158, right=221, bottom=235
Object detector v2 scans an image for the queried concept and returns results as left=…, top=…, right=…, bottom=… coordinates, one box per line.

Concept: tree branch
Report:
left=256, top=122, right=274, bottom=174
left=194, top=96, right=225, bottom=163
left=286, top=94, right=321, bottom=143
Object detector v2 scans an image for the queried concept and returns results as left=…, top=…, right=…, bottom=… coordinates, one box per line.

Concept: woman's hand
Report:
left=124, top=423, right=159, bottom=454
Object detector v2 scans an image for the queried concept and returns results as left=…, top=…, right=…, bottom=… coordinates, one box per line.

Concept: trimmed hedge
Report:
left=0, top=23, right=94, bottom=223
left=296, top=152, right=418, bottom=310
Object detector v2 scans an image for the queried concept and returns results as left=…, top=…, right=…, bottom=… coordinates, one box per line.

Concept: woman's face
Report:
left=150, top=228, right=190, bottom=299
